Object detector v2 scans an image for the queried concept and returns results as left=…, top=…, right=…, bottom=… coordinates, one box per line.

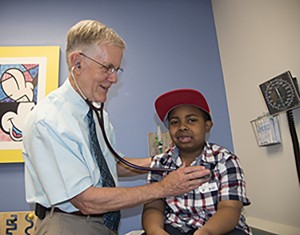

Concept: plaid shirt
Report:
left=148, top=142, right=252, bottom=234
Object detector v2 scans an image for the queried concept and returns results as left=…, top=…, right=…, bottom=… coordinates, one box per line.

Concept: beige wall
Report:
left=211, top=0, right=300, bottom=234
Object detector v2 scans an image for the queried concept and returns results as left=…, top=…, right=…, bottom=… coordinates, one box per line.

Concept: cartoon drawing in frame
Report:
left=0, top=58, right=47, bottom=151
left=0, top=46, right=59, bottom=163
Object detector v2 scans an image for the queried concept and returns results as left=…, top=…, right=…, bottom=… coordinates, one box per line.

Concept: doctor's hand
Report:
left=158, top=163, right=210, bottom=197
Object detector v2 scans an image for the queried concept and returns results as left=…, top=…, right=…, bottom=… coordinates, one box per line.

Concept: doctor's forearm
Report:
left=71, top=165, right=210, bottom=214
left=70, top=183, right=166, bottom=214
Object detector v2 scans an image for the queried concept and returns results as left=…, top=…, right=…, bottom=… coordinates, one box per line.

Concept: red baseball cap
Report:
left=155, top=88, right=211, bottom=126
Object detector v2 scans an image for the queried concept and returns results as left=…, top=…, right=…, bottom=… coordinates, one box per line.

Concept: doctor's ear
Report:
left=69, top=52, right=82, bottom=70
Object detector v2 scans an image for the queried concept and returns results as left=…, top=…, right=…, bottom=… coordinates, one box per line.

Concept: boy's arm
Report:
left=142, top=199, right=169, bottom=235
left=194, top=200, right=243, bottom=235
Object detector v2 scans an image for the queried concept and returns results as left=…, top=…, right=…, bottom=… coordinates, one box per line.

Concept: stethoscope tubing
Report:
left=71, top=66, right=173, bottom=172
left=87, top=101, right=174, bottom=172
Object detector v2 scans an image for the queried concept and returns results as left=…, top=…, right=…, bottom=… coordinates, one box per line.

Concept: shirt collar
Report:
left=62, top=78, right=90, bottom=117
left=169, top=142, right=216, bottom=166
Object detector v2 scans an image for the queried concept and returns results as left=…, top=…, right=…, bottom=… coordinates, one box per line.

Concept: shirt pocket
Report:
left=197, top=180, right=219, bottom=213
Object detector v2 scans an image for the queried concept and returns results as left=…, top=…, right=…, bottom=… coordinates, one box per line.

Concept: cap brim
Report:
left=155, top=89, right=211, bottom=126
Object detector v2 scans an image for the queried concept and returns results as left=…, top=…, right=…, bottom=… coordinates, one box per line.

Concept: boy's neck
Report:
left=180, top=149, right=203, bottom=166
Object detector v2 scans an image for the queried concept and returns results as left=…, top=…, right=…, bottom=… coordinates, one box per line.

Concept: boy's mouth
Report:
left=177, top=135, right=192, bottom=143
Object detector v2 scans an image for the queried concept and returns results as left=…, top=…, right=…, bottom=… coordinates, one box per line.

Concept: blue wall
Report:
left=0, top=0, right=232, bottom=234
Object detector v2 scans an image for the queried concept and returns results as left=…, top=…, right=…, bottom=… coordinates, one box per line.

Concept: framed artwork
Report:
left=0, top=46, right=60, bottom=163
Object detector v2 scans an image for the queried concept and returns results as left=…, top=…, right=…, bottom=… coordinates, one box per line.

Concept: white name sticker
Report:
left=199, top=182, right=218, bottom=193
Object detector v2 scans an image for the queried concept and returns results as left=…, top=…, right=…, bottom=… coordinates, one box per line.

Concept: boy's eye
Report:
left=169, top=119, right=179, bottom=125
left=188, top=118, right=197, bottom=123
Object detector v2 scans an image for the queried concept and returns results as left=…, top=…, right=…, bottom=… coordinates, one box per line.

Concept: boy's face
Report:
left=168, top=105, right=213, bottom=153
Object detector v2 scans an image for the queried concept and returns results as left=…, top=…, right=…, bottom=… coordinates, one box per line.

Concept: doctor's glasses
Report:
left=79, top=52, right=123, bottom=76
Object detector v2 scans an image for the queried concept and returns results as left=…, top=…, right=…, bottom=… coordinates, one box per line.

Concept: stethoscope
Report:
left=71, top=66, right=173, bottom=172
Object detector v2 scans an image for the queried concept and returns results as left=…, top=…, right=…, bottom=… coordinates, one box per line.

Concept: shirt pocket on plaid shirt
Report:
left=197, top=180, right=219, bottom=213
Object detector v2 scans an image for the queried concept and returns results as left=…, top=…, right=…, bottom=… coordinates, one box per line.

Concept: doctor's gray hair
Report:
left=66, top=19, right=126, bottom=67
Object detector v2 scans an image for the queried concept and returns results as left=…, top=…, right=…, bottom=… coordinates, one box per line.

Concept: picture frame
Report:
left=0, top=46, right=60, bottom=163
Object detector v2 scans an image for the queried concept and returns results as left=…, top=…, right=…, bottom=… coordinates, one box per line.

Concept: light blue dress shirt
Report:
left=22, top=79, right=121, bottom=212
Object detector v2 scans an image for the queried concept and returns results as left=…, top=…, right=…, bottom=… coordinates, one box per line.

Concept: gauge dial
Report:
left=260, top=71, right=300, bottom=115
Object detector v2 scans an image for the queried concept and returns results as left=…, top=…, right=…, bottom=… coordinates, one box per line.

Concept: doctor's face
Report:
left=74, top=43, right=123, bottom=103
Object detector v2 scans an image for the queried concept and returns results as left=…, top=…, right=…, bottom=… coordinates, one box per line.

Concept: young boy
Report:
left=142, top=89, right=252, bottom=235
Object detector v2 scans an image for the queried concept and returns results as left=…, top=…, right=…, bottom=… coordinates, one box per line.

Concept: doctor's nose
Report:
left=107, top=72, right=118, bottom=84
